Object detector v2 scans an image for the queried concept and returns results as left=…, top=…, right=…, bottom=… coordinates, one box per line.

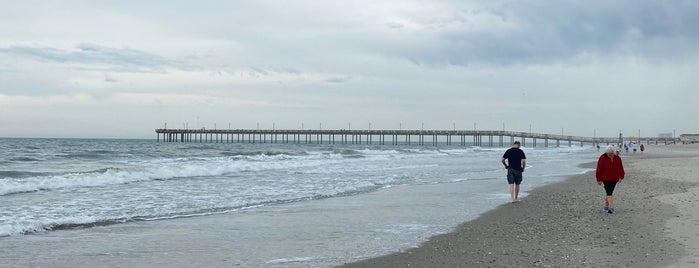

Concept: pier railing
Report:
left=155, top=128, right=680, bottom=147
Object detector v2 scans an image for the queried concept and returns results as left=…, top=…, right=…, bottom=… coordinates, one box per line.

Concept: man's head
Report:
left=513, top=141, right=521, bottom=149
left=605, top=145, right=616, bottom=158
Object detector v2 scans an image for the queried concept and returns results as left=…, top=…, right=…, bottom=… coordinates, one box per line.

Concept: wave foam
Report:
left=0, top=150, right=393, bottom=196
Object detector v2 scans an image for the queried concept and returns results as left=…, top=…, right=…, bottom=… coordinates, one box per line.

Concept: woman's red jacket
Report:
left=596, top=154, right=625, bottom=182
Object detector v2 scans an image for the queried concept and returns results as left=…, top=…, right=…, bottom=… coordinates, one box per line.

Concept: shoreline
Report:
left=342, top=145, right=699, bottom=267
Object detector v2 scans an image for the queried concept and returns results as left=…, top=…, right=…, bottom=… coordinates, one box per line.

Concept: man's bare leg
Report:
left=509, top=184, right=516, bottom=203
left=514, top=184, right=520, bottom=201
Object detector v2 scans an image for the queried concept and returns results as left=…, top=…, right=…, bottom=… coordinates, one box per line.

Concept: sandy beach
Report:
left=343, top=144, right=699, bottom=267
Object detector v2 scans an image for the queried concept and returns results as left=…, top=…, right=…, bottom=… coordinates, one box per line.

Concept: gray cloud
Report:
left=103, top=73, right=117, bottom=83
left=325, top=77, right=349, bottom=83
left=0, top=43, right=193, bottom=72
left=385, top=22, right=404, bottom=29
left=357, top=1, right=699, bottom=66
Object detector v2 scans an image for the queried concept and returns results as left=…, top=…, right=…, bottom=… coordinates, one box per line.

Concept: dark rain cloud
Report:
left=384, top=1, right=699, bottom=65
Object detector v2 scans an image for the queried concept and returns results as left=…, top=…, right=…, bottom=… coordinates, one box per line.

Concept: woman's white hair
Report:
left=605, top=145, right=616, bottom=153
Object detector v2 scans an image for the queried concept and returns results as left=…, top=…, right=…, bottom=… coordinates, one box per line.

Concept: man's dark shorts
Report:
left=507, top=168, right=523, bottom=185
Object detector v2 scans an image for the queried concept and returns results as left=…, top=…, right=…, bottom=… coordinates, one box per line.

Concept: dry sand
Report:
left=644, top=145, right=699, bottom=268
left=342, top=144, right=699, bottom=268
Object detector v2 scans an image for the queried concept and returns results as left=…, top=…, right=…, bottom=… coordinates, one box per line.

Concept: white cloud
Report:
left=0, top=93, right=96, bottom=106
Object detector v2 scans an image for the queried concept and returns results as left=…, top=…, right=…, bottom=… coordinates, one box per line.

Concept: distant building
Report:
left=658, top=133, right=673, bottom=138
left=680, top=134, right=699, bottom=144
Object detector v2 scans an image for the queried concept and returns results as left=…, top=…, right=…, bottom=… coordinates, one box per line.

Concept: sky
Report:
left=1, top=0, right=697, bottom=139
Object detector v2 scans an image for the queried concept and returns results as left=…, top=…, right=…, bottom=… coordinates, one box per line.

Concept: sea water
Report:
left=0, top=138, right=594, bottom=266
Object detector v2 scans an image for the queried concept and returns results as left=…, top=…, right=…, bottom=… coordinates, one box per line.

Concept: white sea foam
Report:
left=267, top=256, right=320, bottom=264
left=0, top=152, right=360, bottom=196
left=0, top=146, right=449, bottom=197
left=0, top=214, right=100, bottom=237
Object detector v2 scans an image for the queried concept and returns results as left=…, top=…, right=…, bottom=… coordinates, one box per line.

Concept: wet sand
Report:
left=342, top=144, right=699, bottom=267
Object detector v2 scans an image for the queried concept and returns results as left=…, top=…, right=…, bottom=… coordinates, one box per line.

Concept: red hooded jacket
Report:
left=596, top=154, right=625, bottom=182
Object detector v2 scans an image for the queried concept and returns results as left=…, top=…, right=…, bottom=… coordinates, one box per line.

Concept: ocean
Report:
left=0, top=138, right=594, bottom=267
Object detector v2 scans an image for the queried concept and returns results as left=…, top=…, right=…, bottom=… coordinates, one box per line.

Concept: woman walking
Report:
left=596, top=145, right=625, bottom=214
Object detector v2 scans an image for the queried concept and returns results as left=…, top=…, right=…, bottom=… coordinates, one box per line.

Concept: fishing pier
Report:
left=155, top=129, right=679, bottom=147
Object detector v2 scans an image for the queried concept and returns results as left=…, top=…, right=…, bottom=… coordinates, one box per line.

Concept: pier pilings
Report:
left=154, top=129, right=678, bottom=147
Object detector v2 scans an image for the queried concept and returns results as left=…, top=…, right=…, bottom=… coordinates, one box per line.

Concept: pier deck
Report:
left=155, top=129, right=679, bottom=147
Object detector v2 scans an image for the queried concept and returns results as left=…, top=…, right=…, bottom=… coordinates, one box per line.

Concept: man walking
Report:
left=501, top=141, right=527, bottom=203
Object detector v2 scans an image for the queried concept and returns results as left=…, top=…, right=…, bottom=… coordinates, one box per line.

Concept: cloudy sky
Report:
left=1, top=0, right=697, bottom=138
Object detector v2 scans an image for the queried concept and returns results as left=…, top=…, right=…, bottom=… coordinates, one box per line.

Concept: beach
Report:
left=343, top=144, right=699, bottom=267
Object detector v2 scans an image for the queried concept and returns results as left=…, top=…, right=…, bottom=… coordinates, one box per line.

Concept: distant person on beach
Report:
left=596, top=145, right=625, bottom=214
left=624, top=143, right=629, bottom=153
left=640, top=144, right=645, bottom=153
left=501, top=141, right=526, bottom=203
left=632, top=142, right=638, bottom=154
